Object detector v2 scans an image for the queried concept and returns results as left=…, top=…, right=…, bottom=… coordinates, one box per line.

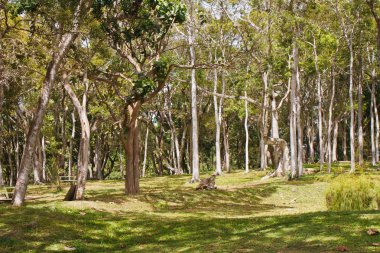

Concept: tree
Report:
left=12, top=0, right=92, bottom=206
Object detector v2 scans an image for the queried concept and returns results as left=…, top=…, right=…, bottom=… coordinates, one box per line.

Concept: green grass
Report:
left=0, top=167, right=379, bottom=252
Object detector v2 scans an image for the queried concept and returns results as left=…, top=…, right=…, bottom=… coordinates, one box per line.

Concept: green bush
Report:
left=376, top=186, right=380, bottom=210
left=325, top=175, right=377, bottom=211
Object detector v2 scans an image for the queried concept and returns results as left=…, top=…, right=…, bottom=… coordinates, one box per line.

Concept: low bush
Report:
left=376, top=186, right=380, bottom=210
left=325, top=175, right=377, bottom=211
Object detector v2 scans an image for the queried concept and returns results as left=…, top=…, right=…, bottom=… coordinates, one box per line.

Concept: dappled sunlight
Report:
left=1, top=171, right=379, bottom=252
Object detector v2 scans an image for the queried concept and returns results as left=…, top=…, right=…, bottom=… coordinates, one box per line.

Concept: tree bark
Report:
left=142, top=127, right=149, bottom=177
left=296, top=61, right=303, bottom=176
left=357, top=62, right=363, bottom=166
left=188, top=2, right=199, bottom=182
left=12, top=0, right=91, bottom=206
left=123, top=102, right=141, bottom=195
left=64, top=75, right=91, bottom=200
left=332, top=119, right=338, bottom=162
left=68, top=112, right=75, bottom=177
left=244, top=90, right=249, bottom=173
left=222, top=118, right=230, bottom=173
left=327, top=65, right=335, bottom=173
left=260, top=72, right=269, bottom=170
left=290, top=43, right=298, bottom=179
left=313, top=37, right=324, bottom=171
left=349, top=49, right=355, bottom=172
left=343, top=121, right=348, bottom=161
left=42, top=136, right=46, bottom=181
left=213, top=65, right=223, bottom=175
left=307, top=117, right=315, bottom=163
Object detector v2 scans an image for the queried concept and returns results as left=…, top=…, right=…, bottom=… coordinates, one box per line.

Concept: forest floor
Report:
left=0, top=163, right=380, bottom=253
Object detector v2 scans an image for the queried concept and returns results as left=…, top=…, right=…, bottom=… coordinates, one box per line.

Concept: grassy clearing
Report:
left=0, top=166, right=379, bottom=252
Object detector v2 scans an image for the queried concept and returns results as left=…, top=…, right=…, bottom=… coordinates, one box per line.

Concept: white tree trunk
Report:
left=290, top=44, right=298, bottom=179
left=244, top=90, right=249, bottom=173
left=358, top=67, right=363, bottom=166
left=296, top=69, right=303, bottom=176
left=64, top=75, right=90, bottom=200
left=332, top=120, right=338, bottom=162
left=213, top=66, right=223, bottom=175
left=42, top=136, right=46, bottom=181
left=188, top=2, right=199, bottom=182
left=68, top=112, right=75, bottom=177
left=312, top=37, right=324, bottom=171
left=327, top=66, right=335, bottom=173
left=260, top=72, right=269, bottom=170
left=371, top=91, right=376, bottom=166
left=349, top=49, right=355, bottom=172
left=142, top=127, right=149, bottom=177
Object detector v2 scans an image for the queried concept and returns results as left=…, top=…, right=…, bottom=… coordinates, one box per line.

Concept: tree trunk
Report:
left=142, top=127, right=149, bottom=177
left=12, top=0, right=90, bottom=206
left=332, top=120, right=338, bottom=162
left=222, top=118, right=230, bottom=173
left=290, top=43, right=298, bottom=179
left=123, top=103, right=141, bottom=195
left=296, top=63, right=303, bottom=176
left=188, top=4, right=199, bottom=182
left=33, top=136, right=42, bottom=184
left=307, top=118, right=315, bottom=163
left=42, top=136, right=46, bottom=181
left=270, top=91, right=280, bottom=170
left=343, top=121, right=348, bottom=161
left=64, top=75, right=91, bottom=200
left=357, top=63, right=363, bottom=166
left=349, top=49, right=355, bottom=172
left=213, top=66, right=223, bottom=175
left=68, top=112, right=75, bottom=177
left=327, top=66, right=335, bottom=173
left=312, top=36, right=324, bottom=171
left=260, top=72, right=269, bottom=170
left=94, top=135, right=104, bottom=180
left=244, top=90, right=249, bottom=173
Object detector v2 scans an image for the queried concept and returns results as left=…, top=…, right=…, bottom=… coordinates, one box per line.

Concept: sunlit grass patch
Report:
left=0, top=168, right=379, bottom=252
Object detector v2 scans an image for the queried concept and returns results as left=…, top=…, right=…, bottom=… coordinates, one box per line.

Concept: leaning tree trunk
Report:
left=123, top=102, right=141, bottom=195
left=12, top=0, right=91, bottom=206
left=64, top=77, right=90, bottom=200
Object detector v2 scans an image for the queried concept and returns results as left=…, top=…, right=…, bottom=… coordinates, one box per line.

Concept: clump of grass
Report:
left=376, top=186, right=380, bottom=210
left=326, top=175, right=377, bottom=211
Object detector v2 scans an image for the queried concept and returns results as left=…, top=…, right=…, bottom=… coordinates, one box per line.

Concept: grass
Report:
left=0, top=166, right=379, bottom=252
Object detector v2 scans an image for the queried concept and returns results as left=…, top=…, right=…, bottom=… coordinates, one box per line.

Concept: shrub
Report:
left=376, top=186, right=380, bottom=210
left=325, top=175, right=377, bottom=211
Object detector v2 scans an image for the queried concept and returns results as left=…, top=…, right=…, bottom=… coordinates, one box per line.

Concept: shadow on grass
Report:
left=85, top=182, right=285, bottom=215
left=0, top=205, right=379, bottom=253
